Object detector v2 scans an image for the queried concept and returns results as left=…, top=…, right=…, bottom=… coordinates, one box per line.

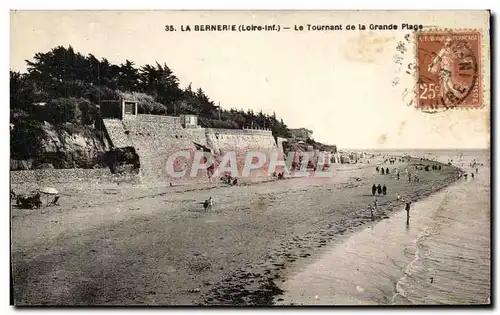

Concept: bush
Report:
left=35, top=97, right=100, bottom=126
left=10, top=108, right=30, bottom=126
left=10, top=120, right=44, bottom=160
left=198, top=117, right=239, bottom=129
left=100, top=100, right=121, bottom=119
left=41, top=97, right=82, bottom=124
left=78, top=98, right=98, bottom=125
left=85, top=85, right=120, bottom=104
left=118, top=91, right=167, bottom=115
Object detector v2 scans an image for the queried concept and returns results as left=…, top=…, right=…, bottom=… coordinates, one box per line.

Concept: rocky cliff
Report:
left=10, top=122, right=108, bottom=170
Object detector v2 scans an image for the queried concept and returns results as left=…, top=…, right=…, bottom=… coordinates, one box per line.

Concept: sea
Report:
left=276, top=149, right=491, bottom=305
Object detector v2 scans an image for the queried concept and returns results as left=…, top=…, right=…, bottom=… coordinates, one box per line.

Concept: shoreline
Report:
left=275, top=168, right=472, bottom=305
left=200, top=156, right=461, bottom=305
left=11, top=156, right=461, bottom=306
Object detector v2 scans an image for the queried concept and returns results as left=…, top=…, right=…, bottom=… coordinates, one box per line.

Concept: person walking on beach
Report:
left=203, top=197, right=214, bottom=212
left=405, top=201, right=412, bottom=225
left=377, top=184, right=382, bottom=195
left=408, top=173, right=412, bottom=183
left=381, top=168, right=385, bottom=175
left=376, top=166, right=379, bottom=173
left=371, top=200, right=377, bottom=221
left=386, top=167, right=390, bottom=174
left=397, top=193, right=401, bottom=201
left=471, top=172, right=474, bottom=179
left=382, top=185, right=387, bottom=195
left=372, top=184, right=377, bottom=196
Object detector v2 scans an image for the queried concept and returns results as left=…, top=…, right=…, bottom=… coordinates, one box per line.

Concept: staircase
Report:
left=102, top=119, right=133, bottom=148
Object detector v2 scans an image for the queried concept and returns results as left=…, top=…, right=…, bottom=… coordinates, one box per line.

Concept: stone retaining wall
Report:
left=101, top=114, right=286, bottom=182
left=10, top=168, right=141, bottom=186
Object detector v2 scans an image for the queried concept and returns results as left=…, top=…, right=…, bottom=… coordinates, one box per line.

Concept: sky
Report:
left=10, top=10, right=491, bottom=149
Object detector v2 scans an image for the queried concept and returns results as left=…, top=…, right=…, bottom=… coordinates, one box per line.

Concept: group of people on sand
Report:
left=469, top=159, right=483, bottom=169
left=431, top=164, right=442, bottom=171
left=385, top=158, right=397, bottom=165
left=272, top=172, right=286, bottom=180
left=369, top=157, right=417, bottom=224
left=221, top=174, right=238, bottom=186
left=407, top=171, right=419, bottom=183
left=371, top=184, right=388, bottom=196
left=370, top=157, right=456, bottom=225
left=459, top=168, right=478, bottom=180
left=378, top=165, right=410, bottom=180
left=375, top=166, right=390, bottom=175
left=370, top=186, right=413, bottom=224
left=415, top=164, right=441, bottom=172
left=375, top=160, right=443, bottom=187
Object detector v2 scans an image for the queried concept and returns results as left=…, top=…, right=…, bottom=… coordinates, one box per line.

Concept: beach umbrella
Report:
left=39, top=187, right=59, bottom=206
left=40, top=187, right=59, bottom=195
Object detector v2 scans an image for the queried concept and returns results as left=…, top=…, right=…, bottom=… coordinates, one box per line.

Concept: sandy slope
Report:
left=11, top=157, right=460, bottom=305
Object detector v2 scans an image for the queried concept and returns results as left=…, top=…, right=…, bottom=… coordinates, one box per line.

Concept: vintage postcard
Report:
left=10, top=10, right=491, bottom=306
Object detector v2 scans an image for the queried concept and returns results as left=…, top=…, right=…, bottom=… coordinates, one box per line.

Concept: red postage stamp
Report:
left=416, top=30, right=482, bottom=109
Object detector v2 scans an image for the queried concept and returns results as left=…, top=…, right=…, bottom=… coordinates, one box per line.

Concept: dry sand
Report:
left=11, top=157, right=460, bottom=305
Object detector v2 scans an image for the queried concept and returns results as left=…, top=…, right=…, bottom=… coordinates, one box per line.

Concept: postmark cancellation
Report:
left=416, top=30, right=482, bottom=110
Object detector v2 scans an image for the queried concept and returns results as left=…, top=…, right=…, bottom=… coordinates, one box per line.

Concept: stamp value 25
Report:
left=416, top=30, right=482, bottom=109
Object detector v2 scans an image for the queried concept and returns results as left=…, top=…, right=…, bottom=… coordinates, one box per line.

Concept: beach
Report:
left=11, top=155, right=461, bottom=305
left=276, top=150, right=490, bottom=305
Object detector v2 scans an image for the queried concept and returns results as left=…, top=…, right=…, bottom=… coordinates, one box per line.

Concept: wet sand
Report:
left=275, top=153, right=489, bottom=306
left=11, top=157, right=460, bottom=305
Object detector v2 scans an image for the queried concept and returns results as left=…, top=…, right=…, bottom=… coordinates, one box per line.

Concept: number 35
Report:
left=420, top=83, right=437, bottom=99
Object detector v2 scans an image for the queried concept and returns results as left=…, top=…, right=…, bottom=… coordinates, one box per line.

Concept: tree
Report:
left=195, top=87, right=215, bottom=117
left=139, top=62, right=182, bottom=112
left=25, top=45, right=92, bottom=98
left=116, top=60, right=140, bottom=91
left=12, top=45, right=301, bottom=157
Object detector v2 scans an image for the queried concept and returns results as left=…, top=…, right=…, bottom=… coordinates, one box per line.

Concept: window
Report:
left=124, top=102, right=135, bottom=115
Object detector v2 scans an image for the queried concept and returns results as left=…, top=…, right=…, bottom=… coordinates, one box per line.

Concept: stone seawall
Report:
left=206, top=128, right=284, bottom=176
left=102, top=114, right=286, bottom=182
left=133, top=114, right=181, bottom=125
left=122, top=118, right=208, bottom=183
left=10, top=168, right=141, bottom=186
left=14, top=115, right=305, bottom=186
